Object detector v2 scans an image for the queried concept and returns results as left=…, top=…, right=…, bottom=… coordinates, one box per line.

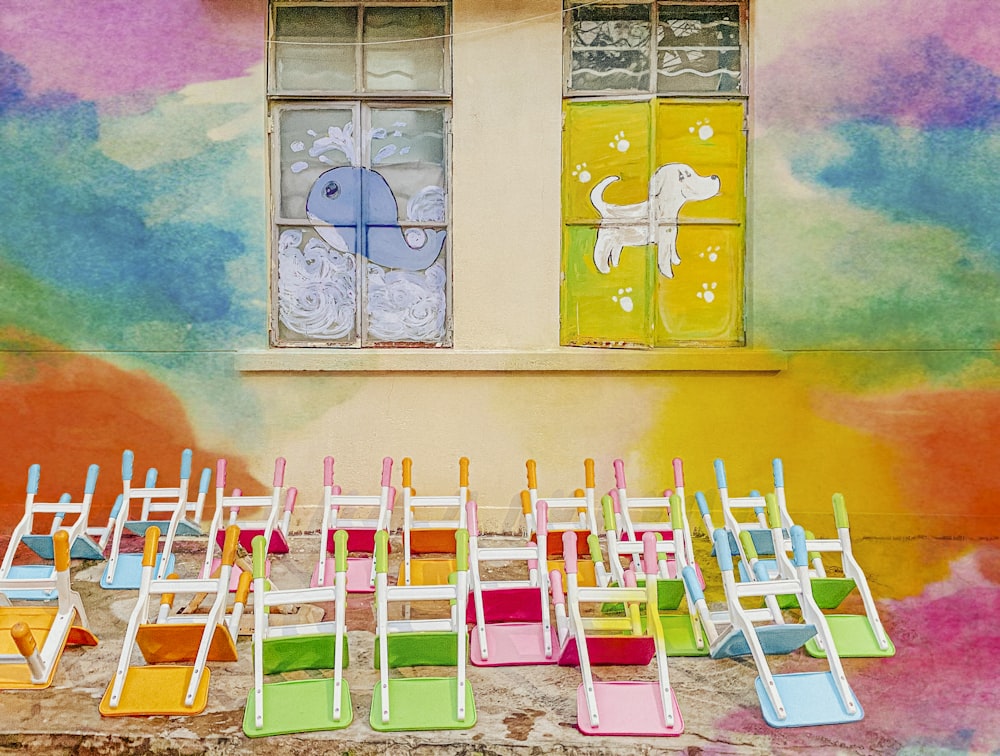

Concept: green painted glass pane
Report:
left=561, top=225, right=655, bottom=347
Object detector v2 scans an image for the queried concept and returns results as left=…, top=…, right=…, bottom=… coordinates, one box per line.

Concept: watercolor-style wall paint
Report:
left=752, top=0, right=998, bottom=352
left=0, top=0, right=997, bottom=748
left=0, top=339, right=261, bottom=530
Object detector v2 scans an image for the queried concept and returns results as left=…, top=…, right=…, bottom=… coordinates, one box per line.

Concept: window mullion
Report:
left=356, top=4, right=365, bottom=94
left=649, top=2, right=658, bottom=96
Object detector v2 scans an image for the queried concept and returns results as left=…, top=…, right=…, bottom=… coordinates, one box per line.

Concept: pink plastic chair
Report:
left=312, top=456, right=395, bottom=593
left=466, top=500, right=557, bottom=666
left=552, top=531, right=684, bottom=736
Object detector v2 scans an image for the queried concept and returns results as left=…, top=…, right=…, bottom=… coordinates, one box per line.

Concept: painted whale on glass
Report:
left=305, top=165, right=445, bottom=271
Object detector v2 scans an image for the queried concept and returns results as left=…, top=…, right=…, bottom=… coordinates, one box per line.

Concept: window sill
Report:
left=236, top=348, right=787, bottom=373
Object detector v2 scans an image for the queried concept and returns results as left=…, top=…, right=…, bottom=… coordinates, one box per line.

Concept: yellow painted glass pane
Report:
left=654, top=224, right=743, bottom=344
left=654, top=100, right=745, bottom=223
left=562, top=101, right=651, bottom=222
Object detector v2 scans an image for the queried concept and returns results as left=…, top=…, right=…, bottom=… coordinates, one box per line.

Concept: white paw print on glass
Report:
left=609, top=131, right=630, bottom=152
left=572, top=163, right=591, bottom=183
left=688, top=119, right=714, bottom=140
left=612, top=287, right=634, bottom=312
left=696, top=282, right=718, bottom=303
left=698, top=245, right=722, bottom=263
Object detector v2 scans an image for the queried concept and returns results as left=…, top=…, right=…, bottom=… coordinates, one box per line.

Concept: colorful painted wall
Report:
left=0, top=0, right=997, bottom=748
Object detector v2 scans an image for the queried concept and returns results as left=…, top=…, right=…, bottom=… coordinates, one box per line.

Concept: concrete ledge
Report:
left=237, top=348, right=787, bottom=373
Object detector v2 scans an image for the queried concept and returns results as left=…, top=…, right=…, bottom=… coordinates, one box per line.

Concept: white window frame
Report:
left=267, top=1, right=453, bottom=348
left=561, top=0, right=750, bottom=348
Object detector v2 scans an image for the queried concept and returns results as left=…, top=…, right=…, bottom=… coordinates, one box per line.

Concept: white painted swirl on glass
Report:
left=366, top=260, right=447, bottom=343
left=277, top=230, right=356, bottom=340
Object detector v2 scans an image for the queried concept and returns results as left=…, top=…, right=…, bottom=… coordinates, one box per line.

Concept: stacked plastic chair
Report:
left=100, top=525, right=249, bottom=717
left=763, top=492, right=894, bottom=658
left=699, top=457, right=894, bottom=659
left=102, top=449, right=212, bottom=589
left=312, top=456, right=395, bottom=593
left=2, top=463, right=108, bottom=600
left=371, top=529, right=475, bottom=731
left=466, top=499, right=556, bottom=666
left=598, top=493, right=707, bottom=656
left=552, top=530, right=683, bottom=736
left=202, top=457, right=295, bottom=590
left=524, top=458, right=601, bottom=586
left=683, top=526, right=864, bottom=727
left=400, top=456, right=469, bottom=586
left=243, top=530, right=352, bottom=737
left=0, top=529, right=98, bottom=689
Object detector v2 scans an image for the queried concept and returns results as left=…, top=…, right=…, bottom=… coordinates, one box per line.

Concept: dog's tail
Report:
left=589, top=175, right=620, bottom=216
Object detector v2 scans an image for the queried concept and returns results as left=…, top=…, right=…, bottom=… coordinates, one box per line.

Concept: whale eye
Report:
left=323, top=181, right=341, bottom=200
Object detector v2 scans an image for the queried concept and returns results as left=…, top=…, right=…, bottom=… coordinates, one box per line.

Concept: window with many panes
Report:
left=561, top=1, right=747, bottom=347
left=269, top=2, right=452, bottom=347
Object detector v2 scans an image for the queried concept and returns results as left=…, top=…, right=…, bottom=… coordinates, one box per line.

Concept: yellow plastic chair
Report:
left=0, top=529, right=98, bottom=689
left=100, top=525, right=249, bottom=717
left=400, top=457, right=469, bottom=586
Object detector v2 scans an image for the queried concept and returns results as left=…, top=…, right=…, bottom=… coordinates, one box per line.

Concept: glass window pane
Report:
left=276, top=107, right=357, bottom=221
left=657, top=3, right=742, bottom=93
left=654, top=100, right=746, bottom=223
left=568, top=3, right=651, bottom=92
left=654, top=224, right=742, bottom=344
left=362, top=107, right=448, bottom=345
left=273, top=5, right=358, bottom=92
left=368, top=107, right=447, bottom=220
left=562, top=100, right=655, bottom=347
left=561, top=225, right=656, bottom=347
left=364, top=6, right=447, bottom=92
left=364, top=260, right=449, bottom=344
left=562, top=100, right=652, bottom=223
left=275, top=225, right=359, bottom=344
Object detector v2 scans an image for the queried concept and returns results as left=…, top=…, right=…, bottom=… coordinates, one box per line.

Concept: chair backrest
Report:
left=612, top=458, right=698, bottom=569
left=714, top=525, right=809, bottom=620
left=372, top=527, right=472, bottom=727
left=140, top=465, right=212, bottom=525
left=122, top=449, right=193, bottom=522
left=466, top=499, right=547, bottom=591
left=602, top=493, right=691, bottom=587
left=1, top=463, right=100, bottom=575
left=322, top=456, right=395, bottom=552
left=0, top=529, right=83, bottom=616
left=205, top=457, right=291, bottom=566
left=375, top=527, right=470, bottom=641
left=401, top=457, right=469, bottom=555
left=713, top=458, right=780, bottom=567
left=524, top=458, right=598, bottom=556
left=559, top=530, right=661, bottom=665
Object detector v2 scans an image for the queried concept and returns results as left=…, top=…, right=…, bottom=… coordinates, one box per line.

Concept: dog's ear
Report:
left=649, top=164, right=679, bottom=206
left=649, top=164, right=666, bottom=198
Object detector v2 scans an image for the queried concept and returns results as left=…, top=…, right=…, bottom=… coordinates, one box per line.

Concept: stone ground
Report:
left=0, top=531, right=958, bottom=755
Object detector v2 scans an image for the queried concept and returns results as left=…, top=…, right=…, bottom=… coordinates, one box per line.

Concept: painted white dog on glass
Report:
left=590, top=163, right=720, bottom=278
